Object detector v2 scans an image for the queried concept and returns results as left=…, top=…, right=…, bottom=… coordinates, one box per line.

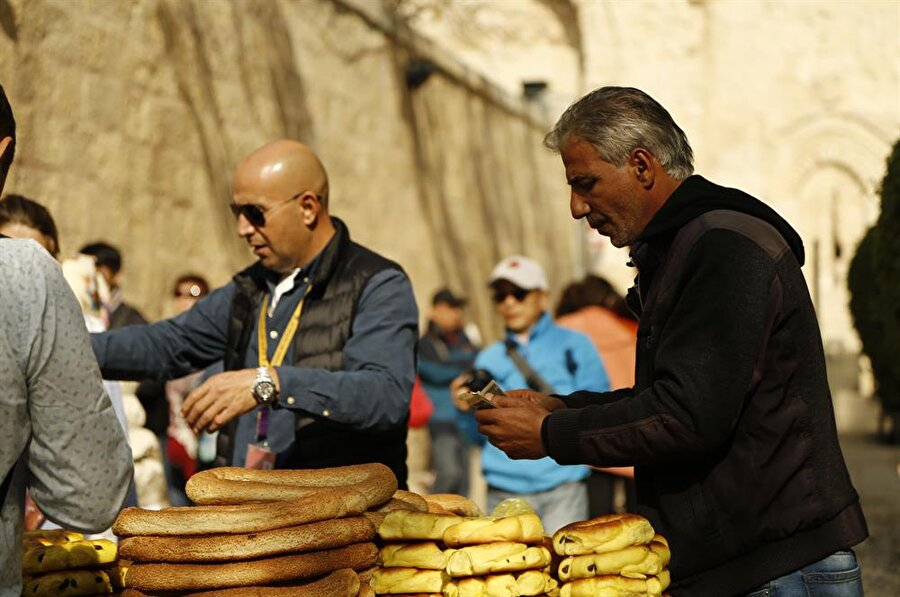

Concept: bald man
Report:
left=91, top=140, right=418, bottom=484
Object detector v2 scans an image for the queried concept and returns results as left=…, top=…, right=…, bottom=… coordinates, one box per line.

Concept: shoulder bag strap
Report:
left=504, top=340, right=555, bottom=394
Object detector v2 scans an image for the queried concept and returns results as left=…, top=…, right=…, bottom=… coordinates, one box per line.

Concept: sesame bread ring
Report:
left=185, top=463, right=397, bottom=509
left=552, top=514, right=656, bottom=556
left=119, top=516, right=375, bottom=562
left=423, top=494, right=483, bottom=517
left=118, top=568, right=361, bottom=596
left=113, top=487, right=367, bottom=537
left=124, top=542, right=377, bottom=592
left=376, top=490, right=429, bottom=512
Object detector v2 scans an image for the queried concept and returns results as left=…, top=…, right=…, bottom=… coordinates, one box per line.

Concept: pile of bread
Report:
left=364, top=506, right=671, bottom=597
left=552, top=514, right=671, bottom=597
left=21, top=529, right=126, bottom=596
left=371, top=499, right=558, bottom=597
left=109, top=463, right=403, bottom=596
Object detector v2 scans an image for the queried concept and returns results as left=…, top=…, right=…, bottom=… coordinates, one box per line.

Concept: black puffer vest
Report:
left=215, top=218, right=409, bottom=485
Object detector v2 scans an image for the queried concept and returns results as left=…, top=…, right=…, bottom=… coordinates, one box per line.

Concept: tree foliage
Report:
left=849, top=138, right=900, bottom=413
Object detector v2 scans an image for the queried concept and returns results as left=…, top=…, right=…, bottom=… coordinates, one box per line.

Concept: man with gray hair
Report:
left=475, top=87, right=867, bottom=596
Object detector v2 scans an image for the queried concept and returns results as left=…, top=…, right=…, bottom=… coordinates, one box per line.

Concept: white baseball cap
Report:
left=489, top=255, right=549, bottom=291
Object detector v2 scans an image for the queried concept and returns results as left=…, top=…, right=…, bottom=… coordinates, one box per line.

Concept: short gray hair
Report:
left=544, top=87, right=694, bottom=180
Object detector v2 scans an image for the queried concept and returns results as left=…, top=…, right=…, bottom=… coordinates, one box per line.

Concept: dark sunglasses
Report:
left=492, top=287, right=531, bottom=304
left=229, top=193, right=302, bottom=228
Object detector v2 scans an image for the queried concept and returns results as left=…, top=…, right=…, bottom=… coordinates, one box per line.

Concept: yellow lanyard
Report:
left=257, top=284, right=313, bottom=368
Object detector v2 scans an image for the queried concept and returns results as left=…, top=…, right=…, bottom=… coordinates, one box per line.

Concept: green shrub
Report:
left=849, top=139, right=900, bottom=413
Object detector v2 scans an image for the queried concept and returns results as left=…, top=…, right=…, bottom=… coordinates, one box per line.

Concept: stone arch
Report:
left=775, top=115, right=888, bottom=350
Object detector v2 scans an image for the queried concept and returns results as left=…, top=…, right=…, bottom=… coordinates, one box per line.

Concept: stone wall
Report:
left=0, top=0, right=576, bottom=338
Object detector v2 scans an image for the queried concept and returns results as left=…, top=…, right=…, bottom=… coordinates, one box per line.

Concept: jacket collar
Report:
left=629, top=175, right=805, bottom=268
left=505, top=311, right=553, bottom=345
left=234, top=217, right=351, bottom=295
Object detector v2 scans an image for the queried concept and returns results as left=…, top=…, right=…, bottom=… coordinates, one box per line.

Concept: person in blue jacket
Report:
left=418, top=288, right=479, bottom=496
left=455, top=256, right=609, bottom=533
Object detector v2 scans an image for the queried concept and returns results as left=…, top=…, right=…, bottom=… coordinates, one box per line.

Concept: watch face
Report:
left=254, top=381, right=276, bottom=403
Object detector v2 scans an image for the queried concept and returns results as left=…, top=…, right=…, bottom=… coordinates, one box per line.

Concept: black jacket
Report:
left=215, top=218, right=411, bottom=486
left=544, top=176, right=867, bottom=596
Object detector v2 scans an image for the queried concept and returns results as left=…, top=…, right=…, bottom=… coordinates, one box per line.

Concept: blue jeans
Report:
left=743, top=550, right=863, bottom=596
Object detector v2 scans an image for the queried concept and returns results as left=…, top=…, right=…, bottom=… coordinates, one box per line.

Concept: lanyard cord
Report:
left=254, top=284, right=313, bottom=443
left=258, top=284, right=313, bottom=368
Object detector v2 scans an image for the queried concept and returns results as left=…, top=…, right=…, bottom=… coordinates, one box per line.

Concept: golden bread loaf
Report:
left=443, top=513, right=545, bottom=547
left=371, top=567, right=449, bottom=594
left=113, top=488, right=367, bottom=536
left=445, top=542, right=551, bottom=577
left=378, top=541, right=455, bottom=569
left=185, top=463, right=397, bottom=508
left=423, top=494, right=483, bottom=517
left=22, top=529, right=84, bottom=549
left=124, top=541, right=376, bottom=592
left=443, top=574, right=518, bottom=597
left=552, top=514, right=655, bottom=556
left=22, top=538, right=117, bottom=574
left=515, top=569, right=559, bottom=595
left=23, top=569, right=113, bottom=597
left=559, top=569, right=670, bottom=597
left=557, top=536, right=670, bottom=581
left=446, top=569, right=557, bottom=596
left=119, top=515, right=375, bottom=562
left=378, top=510, right=467, bottom=541
left=118, top=568, right=361, bottom=596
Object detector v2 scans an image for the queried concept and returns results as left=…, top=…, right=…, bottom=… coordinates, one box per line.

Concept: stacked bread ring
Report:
left=112, top=463, right=397, bottom=595
left=551, top=514, right=671, bottom=597
left=371, top=506, right=558, bottom=596
left=21, top=529, right=126, bottom=596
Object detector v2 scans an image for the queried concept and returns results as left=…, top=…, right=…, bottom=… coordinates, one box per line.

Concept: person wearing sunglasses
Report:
left=90, top=139, right=418, bottom=486
left=452, top=255, right=609, bottom=533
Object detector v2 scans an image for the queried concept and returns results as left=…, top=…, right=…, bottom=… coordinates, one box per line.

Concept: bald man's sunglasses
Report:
left=229, top=193, right=301, bottom=228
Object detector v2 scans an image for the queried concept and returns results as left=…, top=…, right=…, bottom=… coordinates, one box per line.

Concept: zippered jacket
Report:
left=543, top=175, right=867, bottom=596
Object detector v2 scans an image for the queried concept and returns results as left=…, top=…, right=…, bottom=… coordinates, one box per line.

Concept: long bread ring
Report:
left=185, top=463, right=396, bottom=508
left=119, top=568, right=361, bottom=596
left=113, top=487, right=366, bottom=537
left=125, top=542, right=377, bottom=592
left=119, top=516, right=375, bottom=562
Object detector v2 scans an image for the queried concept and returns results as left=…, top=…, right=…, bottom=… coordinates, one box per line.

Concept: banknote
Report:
left=463, top=379, right=506, bottom=410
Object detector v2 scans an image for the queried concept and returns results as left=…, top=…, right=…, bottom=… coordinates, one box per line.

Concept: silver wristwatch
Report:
left=252, top=366, right=278, bottom=406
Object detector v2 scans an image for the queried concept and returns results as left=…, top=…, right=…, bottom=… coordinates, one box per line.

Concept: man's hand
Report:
left=450, top=374, right=473, bottom=412
left=504, top=389, right=567, bottom=412
left=475, top=394, right=552, bottom=460
left=182, top=369, right=260, bottom=434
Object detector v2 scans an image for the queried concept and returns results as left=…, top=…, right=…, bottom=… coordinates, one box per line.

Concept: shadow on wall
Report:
left=154, top=0, right=316, bottom=265
left=0, top=0, right=16, bottom=42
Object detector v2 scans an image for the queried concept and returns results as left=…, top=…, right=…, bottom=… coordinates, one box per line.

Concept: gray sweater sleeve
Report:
left=11, top=242, right=133, bottom=531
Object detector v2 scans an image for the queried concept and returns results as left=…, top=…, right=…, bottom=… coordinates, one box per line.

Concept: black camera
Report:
left=461, top=368, right=493, bottom=392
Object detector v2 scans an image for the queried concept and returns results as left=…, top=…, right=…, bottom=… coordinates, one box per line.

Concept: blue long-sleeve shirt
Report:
left=91, top=265, right=418, bottom=466
left=464, top=312, right=609, bottom=493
